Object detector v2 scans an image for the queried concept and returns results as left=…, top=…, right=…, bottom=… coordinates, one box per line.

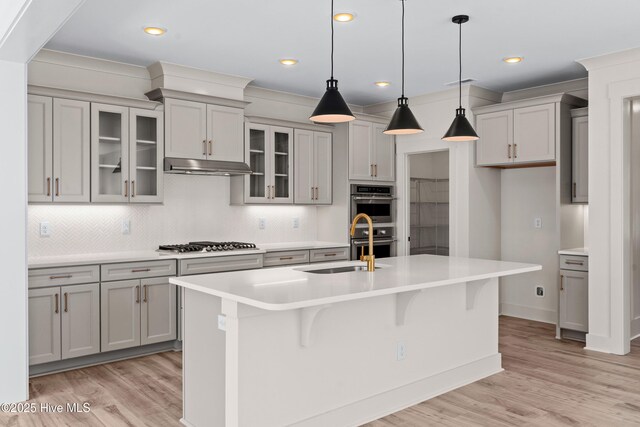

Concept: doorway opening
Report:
left=408, top=151, right=450, bottom=256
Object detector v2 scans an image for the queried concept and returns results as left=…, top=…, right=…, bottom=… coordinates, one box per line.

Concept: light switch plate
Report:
left=39, top=222, right=51, bottom=237
left=122, top=219, right=131, bottom=235
left=258, top=218, right=266, bottom=230
left=534, top=218, right=542, bottom=229
left=397, top=342, right=406, bottom=361
left=293, top=217, right=299, bottom=229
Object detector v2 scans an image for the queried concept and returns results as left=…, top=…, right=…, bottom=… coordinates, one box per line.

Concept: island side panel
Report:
left=182, top=288, right=226, bottom=427
left=222, top=278, right=501, bottom=427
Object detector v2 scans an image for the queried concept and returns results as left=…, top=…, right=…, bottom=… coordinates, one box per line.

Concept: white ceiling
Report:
left=45, top=0, right=640, bottom=106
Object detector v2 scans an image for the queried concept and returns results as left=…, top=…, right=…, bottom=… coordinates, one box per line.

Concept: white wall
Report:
left=29, top=175, right=318, bottom=256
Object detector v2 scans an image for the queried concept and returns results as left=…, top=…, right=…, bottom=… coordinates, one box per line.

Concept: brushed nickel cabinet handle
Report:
left=49, top=275, right=72, bottom=280
left=55, top=178, right=60, bottom=196
left=374, top=164, right=378, bottom=177
left=64, top=292, right=68, bottom=313
left=209, top=140, right=213, bottom=156
left=124, top=180, right=128, bottom=197
left=131, top=268, right=151, bottom=273
left=514, top=143, right=518, bottom=159
left=202, top=140, right=207, bottom=156
left=565, top=260, right=584, bottom=266
left=315, top=187, right=319, bottom=200
left=560, top=274, right=564, bottom=291
left=280, top=256, right=293, bottom=261
left=131, top=180, right=135, bottom=198
left=271, top=185, right=275, bottom=199
left=324, top=253, right=337, bottom=257
left=54, top=293, right=59, bottom=314
left=143, top=285, right=148, bottom=303
left=46, top=177, right=51, bottom=197
left=573, top=182, right=577, bottom=199
left=135, top=285, right=140, bottom=304
left=311, top=187, right=314, bottom=200
left=508, top=144, right=512, bottom=159
left=370, top=164, right=374, bottom=177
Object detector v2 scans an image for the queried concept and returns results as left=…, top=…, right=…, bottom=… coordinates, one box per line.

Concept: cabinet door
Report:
left=245, top=123, right=270, bottom=203
left=270, top=126, right=294, bottom=203
left=165, top=98, right=207, bottom=159
left=141, top=277, right=177, bottom=345
left=372, top=123, right=395, bottom=181
left=349, top=120, right=374, bottom=180
left=53, top=98, right=90, bottom=202
left=206, top=104, right=244, bottom=162
left=101, top=280, right=141, bottom=352
left=91, top=103, right=130, bottom=203
left=61, top=283, right=100, bottom=359
left=572, top=115, right=588, bottom=203
left=129, top=108, right=164, bottom=203
left=314, top=131, right=333, bottom=204
left=513, top=104, right=556, bottom=163
left=476, top=110, right=513, bottom=166
left=28, top=287, right=61, bottom=365
left=294, top=129, right=314, bottom=204
left=559, top=270, right=588, bottom=332
left=28, top=95, right=53, bottom=202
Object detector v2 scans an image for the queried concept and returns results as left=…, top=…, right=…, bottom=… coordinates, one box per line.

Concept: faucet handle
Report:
left=360, top=245, right=365, bottom=261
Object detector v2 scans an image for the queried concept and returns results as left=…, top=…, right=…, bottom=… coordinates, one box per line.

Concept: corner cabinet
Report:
left=164, top=98, right=244, bottom=162
left=238, top=123, right=294, bottom=204
left=474, top=94, right=587, bottom=167
left=294, top=129, right=332, bottom=204
left=91, top=103, right=164, bottom=203
left=28, top=95, right=90, bottom=203
left=571, top=108, right=588, bottom=203
left=349, top=120, right=395, bottom=182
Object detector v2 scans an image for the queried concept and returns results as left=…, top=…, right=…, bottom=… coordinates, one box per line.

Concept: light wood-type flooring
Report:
left=2, top=317, right=640, bottom=426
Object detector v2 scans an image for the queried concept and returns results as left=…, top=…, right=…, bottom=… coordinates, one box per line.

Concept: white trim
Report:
left=500, top=303, right=557, bottom=324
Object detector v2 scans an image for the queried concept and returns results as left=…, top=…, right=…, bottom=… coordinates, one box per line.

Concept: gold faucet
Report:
left=350, top=213, right=375, bottom=272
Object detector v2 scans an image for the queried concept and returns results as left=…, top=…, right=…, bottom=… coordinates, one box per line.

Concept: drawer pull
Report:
left=565, top=261, right=584, bottom=266
left=131, top=268, right=151, bottom=273
left=280, top=256, right=294, bottom=261
left=50, top=275, right=72, bottom=280
left=324, top=253, right=338, bottom=257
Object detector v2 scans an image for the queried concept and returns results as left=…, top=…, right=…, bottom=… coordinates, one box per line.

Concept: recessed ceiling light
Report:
left=374, top=81, right=391, bottom=87
left=334, top=13, right=355, bottom=22
left=144, top=27, right=167, bottom=36
left=279, top=58, right=298, bottom=66
left=503, top=56, right=523, bottom=64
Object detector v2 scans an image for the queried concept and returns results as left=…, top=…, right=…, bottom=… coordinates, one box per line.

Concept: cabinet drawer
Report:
left=29, top=265, right=100, bottom=289
left=264, top=250, right=310, bottom=267
left=560, top=255, right=588, bottom=272
left=309, top=247, right=349, bottom=263
left=101, top=260, right=177, bottom=282
left=179, top=254, right=263, bottom=276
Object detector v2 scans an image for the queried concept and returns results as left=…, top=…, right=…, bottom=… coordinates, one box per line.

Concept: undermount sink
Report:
left=304, top=265, right=380, bottom=274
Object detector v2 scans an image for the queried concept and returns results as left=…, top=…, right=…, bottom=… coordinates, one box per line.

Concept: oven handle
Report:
left=352, top=196, right=395, bottom=201
left=352, top=238, right=397, bottom=246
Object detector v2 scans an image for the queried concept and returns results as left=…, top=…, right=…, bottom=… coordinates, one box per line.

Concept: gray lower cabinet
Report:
left=101, top=277, right=176, bottom=352
left=29, top=283, right=100, bottom=365
left=559, top=270, right=588, bottom=332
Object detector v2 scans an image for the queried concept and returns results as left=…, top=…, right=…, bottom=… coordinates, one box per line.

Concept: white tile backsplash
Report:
left=28, top=174, right=318, bottom=256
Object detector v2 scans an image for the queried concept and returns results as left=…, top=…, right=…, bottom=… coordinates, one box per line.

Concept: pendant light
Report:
left=310, top=0, right=355, bottom=123
left=384, top=0, right=423, bottom=135
left=442, top=15, right=479, bottom=142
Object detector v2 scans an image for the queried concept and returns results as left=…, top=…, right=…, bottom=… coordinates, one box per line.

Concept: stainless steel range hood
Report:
left=164, top=157, right=252, bottom=176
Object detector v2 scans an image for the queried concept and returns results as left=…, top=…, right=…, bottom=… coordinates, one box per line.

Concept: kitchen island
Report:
left=171, top=255, right=541, bottom=427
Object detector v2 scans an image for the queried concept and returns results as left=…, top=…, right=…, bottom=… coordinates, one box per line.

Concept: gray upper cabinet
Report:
left=28, top=287, right=61, bottom=365
left=572, top=108, right=588, bottom=203
left=61, top=283, right=100, bottom=359
left=28, top=95, right=90, bottom=203
left=164, top=98, right=243, bottom=162
left=294, top=129, right=332, bottom=204
left=91, top=103, right=164, bottom=203
left=349, top=120, right=395, bottom=182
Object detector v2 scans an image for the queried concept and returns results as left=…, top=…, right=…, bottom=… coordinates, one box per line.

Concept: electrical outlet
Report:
left=39, top=222, right=51, bottom=237
left=536, top=286, right=544, bottom=297
left=217, top=315, right=227, bottom=331
left=293, top=217, right=299, bottom=229
left=396, top=342, right=406, bottom=361
left=534, top=218, right=542, bottom=229
left=258, top=218, right=266, bottom=230
left=122, top=219, right=131, bottom=235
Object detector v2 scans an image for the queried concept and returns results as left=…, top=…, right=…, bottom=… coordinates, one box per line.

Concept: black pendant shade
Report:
left=384, top=97, right=423, bottom=135
left=442, top=14, right=479, bottom=142
left=310, top=0, right=355, bottom=123
left=443, top=107, right=478, bottom=141
left=310, top=78, right=355, bottom=123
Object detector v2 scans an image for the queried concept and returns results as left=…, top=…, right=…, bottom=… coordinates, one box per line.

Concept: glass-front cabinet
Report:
left=91, top=103, right=163, bottom=203
left=244, top=123, right=293, bottom=204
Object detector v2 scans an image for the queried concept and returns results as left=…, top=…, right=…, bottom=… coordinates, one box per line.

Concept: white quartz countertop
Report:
left=171, top=255, right=541, bottom=311
left=28, top=241, right=350, bottom=269
left=558, top=247, right=589, bottom=256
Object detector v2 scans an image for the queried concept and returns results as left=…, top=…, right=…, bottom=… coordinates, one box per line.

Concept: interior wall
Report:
left=630, top=99, right=640, bottom=338
left=409, top=151, right=449, bottom=179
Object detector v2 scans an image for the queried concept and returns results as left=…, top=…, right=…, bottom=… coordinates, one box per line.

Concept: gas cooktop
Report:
left=158, top=241, right=257, bottom=253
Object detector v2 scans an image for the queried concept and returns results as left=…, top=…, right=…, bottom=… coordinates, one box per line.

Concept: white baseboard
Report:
left=293, top=353, right=503, bottom=427
left=585, top=333, right=614, bottom=354
left=500, top=302, right=556, bottom=324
